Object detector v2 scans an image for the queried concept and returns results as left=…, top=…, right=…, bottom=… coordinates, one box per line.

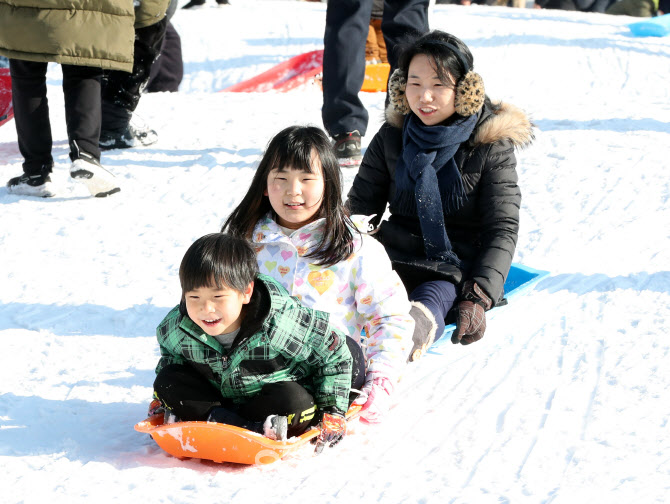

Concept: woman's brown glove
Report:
left=451, top=280, right=492, bottom=345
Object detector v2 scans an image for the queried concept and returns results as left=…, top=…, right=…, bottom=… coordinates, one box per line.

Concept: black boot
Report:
left=182, top=0, right=206, bottom=8
left=6, top=163, right=54, bottom=198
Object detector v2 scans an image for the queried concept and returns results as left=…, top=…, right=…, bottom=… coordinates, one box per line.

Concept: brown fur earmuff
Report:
left=454, top=71, right=485, bottom=117
left=388, top=67, right=485, bottom=118
left=388, top=68, right=411, bottom=115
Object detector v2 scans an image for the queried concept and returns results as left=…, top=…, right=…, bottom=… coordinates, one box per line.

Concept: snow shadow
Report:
left=244, top=37, right=322, bottom=47
left=534, top=271, right=670, bottom=295
left=101, top=147, right=263, bottom=170
left=534, top=117, right=670, bottom=134
left=0, top=302, right=171, bottom=337
left=183, top=54, right=281, bottom=76
left=466, top=33, right=668, bottom=59
left=0, top=393, right=253, bottom=472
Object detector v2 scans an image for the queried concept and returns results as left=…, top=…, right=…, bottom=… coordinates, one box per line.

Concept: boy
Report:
left=152, top=233, right=357, bottom=451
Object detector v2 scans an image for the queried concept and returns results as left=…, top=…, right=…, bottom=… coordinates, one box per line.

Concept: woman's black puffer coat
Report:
left=346, top=99, right=533, bottom=305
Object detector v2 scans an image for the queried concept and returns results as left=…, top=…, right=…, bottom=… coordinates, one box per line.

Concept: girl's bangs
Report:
left=273, top=145, right=317, bottom=174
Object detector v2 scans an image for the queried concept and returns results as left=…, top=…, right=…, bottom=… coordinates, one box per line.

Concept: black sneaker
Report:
left=216, top=0, right=230, bottom=4
left=332, top=130, right=362, bottom=167
left=263, top=415, right=288, bottom=442
left=7, top=165, right=54, bottom=197
left=182, top=0, right=206, bottom=8
left=100, top=120, right=158, bottom=151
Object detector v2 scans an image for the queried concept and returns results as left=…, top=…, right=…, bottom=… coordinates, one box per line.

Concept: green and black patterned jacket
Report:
left=155, top=274, right=352, bottom=415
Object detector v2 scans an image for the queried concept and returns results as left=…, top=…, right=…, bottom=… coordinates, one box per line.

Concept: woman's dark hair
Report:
left=179, top=233, right=259, bottom=296
left=222, top=125, right=356, bottom=267
left=398, top=30, right=474, bottom=88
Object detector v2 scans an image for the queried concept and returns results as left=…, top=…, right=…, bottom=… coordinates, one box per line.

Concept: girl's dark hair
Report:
left=398, top=30, right=474, bottom=88
left=222, top=125, right=355, bottom=267
left=179, top=233, right=259, bottom=296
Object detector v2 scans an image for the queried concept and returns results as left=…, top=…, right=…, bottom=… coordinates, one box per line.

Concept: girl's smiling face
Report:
left=405, top=53, right=457, bottom=126
left=265, top=150, right=325, bottom=230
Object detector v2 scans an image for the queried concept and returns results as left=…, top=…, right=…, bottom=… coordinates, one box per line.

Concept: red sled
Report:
left=0, top=68, right=14, bottom=128
left=222, top=50, right=389, bottom=94
left=135, top=404, right=361, bottom=465
left=222, top=50, right=324, bottom=93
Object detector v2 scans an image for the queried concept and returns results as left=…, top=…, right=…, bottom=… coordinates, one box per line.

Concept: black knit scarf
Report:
left=392, top=112, right=477, bottom=265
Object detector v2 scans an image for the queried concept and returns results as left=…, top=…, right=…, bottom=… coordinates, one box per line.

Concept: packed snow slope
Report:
left=1, top=2, right=669, bottom=503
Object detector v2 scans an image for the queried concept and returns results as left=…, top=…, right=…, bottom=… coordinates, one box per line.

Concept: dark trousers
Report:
left=9, top=60, right=102, bottom=174
left=101, top=17, right=169, bottom=133
left=322, top=0, right=429, bottom=137
left=154, top=337, right=366, bottom=437
left=409, top=280, right=458, bottom=341
left=154, top=364, right=318, bottom=437
left=146, top=21, right=183, bottom=93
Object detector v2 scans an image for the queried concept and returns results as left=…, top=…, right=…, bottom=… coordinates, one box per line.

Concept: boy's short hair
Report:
left=179, top=233, right=259, bottom=295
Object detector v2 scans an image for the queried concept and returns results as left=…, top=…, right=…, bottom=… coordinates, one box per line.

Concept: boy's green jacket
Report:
left=156, top=275, right=353, bottom=415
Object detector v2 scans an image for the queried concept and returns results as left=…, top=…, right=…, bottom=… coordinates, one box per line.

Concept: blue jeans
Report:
left=409, top=280, right=458, bottom=341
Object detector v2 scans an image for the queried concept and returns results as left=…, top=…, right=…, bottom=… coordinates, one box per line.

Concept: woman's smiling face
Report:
left=405, top=53, right=457, bottom=126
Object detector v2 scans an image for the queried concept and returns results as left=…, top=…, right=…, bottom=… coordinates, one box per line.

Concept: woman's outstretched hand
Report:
left=452, top=280, right=492, bottom=345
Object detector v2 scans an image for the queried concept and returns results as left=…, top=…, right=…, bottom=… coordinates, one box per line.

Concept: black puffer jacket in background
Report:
left=346, top=99, right=534, bottom=306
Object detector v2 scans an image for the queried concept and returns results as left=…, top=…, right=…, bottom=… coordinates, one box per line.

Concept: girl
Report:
left=347, top=31, right=534, bottom=348
left=222, top=125, right=416, bottom=424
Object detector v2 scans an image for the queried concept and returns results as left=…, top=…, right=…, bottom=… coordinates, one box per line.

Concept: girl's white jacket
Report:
left=252, top=213, right=414, bottom=383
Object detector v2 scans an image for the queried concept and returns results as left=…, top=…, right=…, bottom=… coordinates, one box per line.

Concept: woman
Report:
left=346, top=30, right=534, bottom=359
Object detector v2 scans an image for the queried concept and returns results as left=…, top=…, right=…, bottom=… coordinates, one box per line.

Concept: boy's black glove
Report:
left=314, top=412, right=347, bottom=455
left=452, top=280, right=492, bottom=345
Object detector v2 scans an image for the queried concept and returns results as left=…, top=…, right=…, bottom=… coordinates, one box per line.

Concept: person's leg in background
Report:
left=62, top=64, right=102, bottom=162
left=62, top=63, right=120, bottom=197
left=100, top=17, right=169, bottom=150
left=322, top=0, right=373, bottom=167
left=6, top=59, right=54, bottom=196
left=381, top=0, right=429, bottom=72
left=145, top=21, right=183, bottom=93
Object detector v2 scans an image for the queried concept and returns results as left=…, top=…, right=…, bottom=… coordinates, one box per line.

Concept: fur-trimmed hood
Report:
left=384, top=99, right=534, bottom=150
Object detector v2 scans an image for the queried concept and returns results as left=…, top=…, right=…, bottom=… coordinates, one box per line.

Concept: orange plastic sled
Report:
left=361, top=63, right=390, bottom=93
left=222, top=50, right=389, bottom=94
left=135, top=405, right=361, bottom=465
left=0, top=68, right=13, bottom=128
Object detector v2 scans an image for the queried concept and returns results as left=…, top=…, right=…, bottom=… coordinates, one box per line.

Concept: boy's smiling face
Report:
left=184, top=282, right=253, bottom=336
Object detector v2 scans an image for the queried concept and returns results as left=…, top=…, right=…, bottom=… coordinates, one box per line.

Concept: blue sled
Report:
left=427, top=263, right=549, bottom=355
left=629, top=14, right=670, bottom=37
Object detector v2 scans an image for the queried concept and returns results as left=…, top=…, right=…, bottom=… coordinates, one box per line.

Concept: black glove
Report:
left=452, top=280, right=492, bottom=345
left=314, top=412, right=347, bottom=455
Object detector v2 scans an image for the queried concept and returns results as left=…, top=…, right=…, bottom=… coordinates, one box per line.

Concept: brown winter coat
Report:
left=0, top=0, right=169, bottom=72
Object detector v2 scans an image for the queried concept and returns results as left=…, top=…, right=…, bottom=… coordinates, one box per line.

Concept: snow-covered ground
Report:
left=1, top=2, right=669, bottom=503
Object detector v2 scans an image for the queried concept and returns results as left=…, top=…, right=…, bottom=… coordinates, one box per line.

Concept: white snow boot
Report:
left=263, top=415, right=288, bottom=442
left=70, top=155, right=120, bottom=197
